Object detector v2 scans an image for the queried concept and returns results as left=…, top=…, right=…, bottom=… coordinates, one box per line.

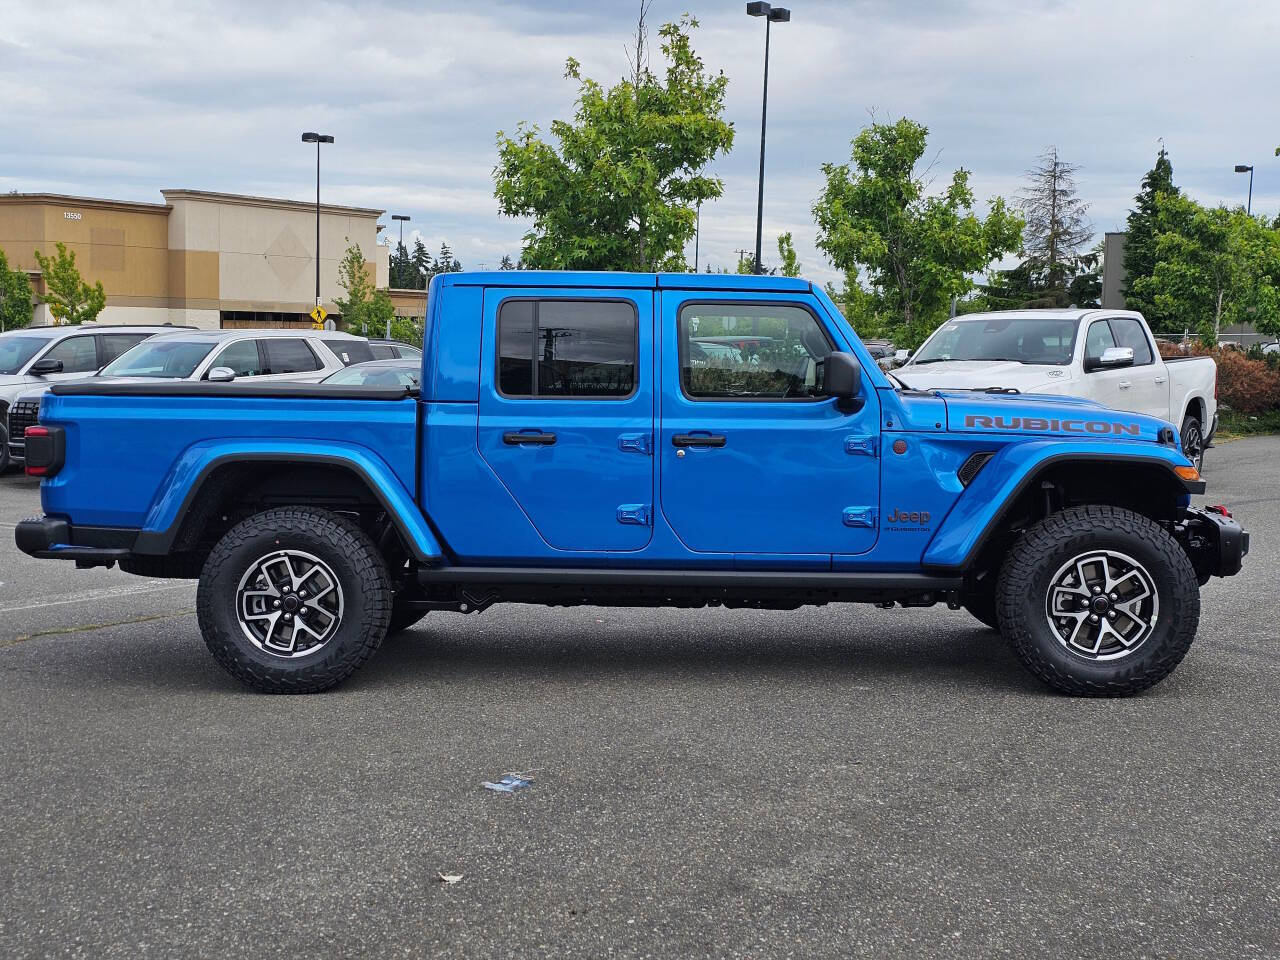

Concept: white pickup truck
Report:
left=896, top=309, right=1217, bottom=469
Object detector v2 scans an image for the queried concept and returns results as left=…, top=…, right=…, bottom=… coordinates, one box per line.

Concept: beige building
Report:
left=0, top=190, right=393, bottom=330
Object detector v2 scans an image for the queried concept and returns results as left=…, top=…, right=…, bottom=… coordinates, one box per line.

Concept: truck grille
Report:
left=7, top=399, right=41, bottom=453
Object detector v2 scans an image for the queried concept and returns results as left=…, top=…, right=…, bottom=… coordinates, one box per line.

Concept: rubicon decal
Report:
left=964, top=415, right=1142, bottom=436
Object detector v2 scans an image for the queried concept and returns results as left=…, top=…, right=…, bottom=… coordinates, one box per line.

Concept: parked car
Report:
left=367, top=339, right=422, bottom=361
left=5, top=328, right=370, bottom=467
left=15, top=272, right=1246, bottom=699
left=1260, top=341, right=1279, bottom=356
left=322, top=359, right=420, bottom=389
left=896, top=309, right=1218, bottom=469
left=0, top=323, right=192, bottom=472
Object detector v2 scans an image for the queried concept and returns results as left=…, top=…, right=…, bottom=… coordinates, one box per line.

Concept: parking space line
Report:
left=0, top=582, right=192, bottom=614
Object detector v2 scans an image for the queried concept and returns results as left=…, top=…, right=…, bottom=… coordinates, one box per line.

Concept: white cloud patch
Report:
left=2, top=0, right=1277, bottom=288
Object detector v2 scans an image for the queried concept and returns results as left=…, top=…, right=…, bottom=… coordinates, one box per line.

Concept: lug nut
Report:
left=1109, top=593, right=1118, bottom=601
left=1090, top=614, right=1100, bottom=623
left=1092, top=586, right=1102, bottom=594
left=272, top=599, right=281, bottom=608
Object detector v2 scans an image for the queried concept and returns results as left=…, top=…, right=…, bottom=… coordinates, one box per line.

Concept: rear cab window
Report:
left=497, top=299, right=637, bottom=398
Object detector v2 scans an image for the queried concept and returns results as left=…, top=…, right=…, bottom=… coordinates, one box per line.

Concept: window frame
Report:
left=676, top=299, right=837, bottom=404
left=494, top=296, right=640, bottom=401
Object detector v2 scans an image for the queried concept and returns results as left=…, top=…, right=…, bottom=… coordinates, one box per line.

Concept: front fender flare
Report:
left=922, top=439, right=1197, bottom=572
left=132, top=439, right=443, bottom=562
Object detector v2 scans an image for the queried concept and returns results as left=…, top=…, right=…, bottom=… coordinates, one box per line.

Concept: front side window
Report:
left=1109, top=317, right=1153, bottom=365
left=102, top=340, right=214, bottom=378
left=263, top=339, right=321, bottom=374
left=680, top=303, right=831, bottom=400
left=497, top=300, right=636, bottom=398
left=45, top=335, right=100, bottom=374
left=211, top=340, right=264, bottom=378
left=1084, top=320, right=1118, bottom=364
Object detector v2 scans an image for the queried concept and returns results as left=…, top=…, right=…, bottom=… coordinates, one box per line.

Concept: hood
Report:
left=0, top=375, right=41, bottom=404
left=897, top=360, right=1075, bottom=394
left=942, top=390, right=1173, bottom=444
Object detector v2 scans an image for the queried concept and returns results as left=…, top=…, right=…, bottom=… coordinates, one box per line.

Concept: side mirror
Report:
left=823, top=352, right=863, bottom=411
left=206, top=366, right=237, bottom=383
left=29, top=358, right=64, bottom=376
left=1085, top=346, right=1134, bottom=372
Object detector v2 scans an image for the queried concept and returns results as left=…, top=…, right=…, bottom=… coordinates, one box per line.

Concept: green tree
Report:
left=1132, top=195, right=1280, bottom=340
left=813, top=118, right=1023, bottom=347
left=499, top=254, right=517, bottom=270
left=409, top=238, right=431, bottom=290
left=433, top=242, right=461, bottom=274
left=776, top=232, right=801, bottom=277
left=334, top=243, right=395, bottom=335
left=388, top=240, right=414, bottom=288
left=493, top=11, right=734, bottom=271
left=31, top=241, right=105, bottom=325
left=0, top=249, right=35, bottom=332
left=1124, top=146, right=1181, bottom=329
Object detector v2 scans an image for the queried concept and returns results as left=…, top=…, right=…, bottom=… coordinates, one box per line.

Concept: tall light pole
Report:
left=1234, top=164, right=1254, bottom=215
left=746, top=2, right=790, bottom=275
left=301, top=132, right=334, bottom=313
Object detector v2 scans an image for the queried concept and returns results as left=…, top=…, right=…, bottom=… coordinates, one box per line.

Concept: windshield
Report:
left=322, top=363, right=419, bottom=388
left=101, top=340, right=214, bottom=378
left=911, top=317, right=1079, bottom=366
left=0, top=336, right=49, bottom=375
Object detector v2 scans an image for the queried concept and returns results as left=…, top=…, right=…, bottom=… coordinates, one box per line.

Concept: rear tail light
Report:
left=1208, top=504, right=1233, bottom=519
left=23, top=425, right=65, bottom=478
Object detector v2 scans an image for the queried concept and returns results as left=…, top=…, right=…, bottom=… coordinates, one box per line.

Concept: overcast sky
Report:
left=2, top=0, right=1276, bottom=286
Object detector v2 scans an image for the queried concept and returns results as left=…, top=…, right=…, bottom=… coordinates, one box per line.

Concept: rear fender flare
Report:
left=133, top=439, right=442, bottom=562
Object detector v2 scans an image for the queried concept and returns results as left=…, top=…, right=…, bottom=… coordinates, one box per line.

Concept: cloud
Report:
left=2, top=0, right=1277, bottom=288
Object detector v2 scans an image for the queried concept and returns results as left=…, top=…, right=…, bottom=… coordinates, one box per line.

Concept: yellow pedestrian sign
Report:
left=310, top=305, right=328, bottom=329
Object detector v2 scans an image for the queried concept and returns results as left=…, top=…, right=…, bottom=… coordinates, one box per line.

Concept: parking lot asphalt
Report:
left=1, top=439, right=1276, bottom=959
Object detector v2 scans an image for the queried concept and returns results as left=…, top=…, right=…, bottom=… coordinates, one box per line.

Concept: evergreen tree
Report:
left=499, top=255, right=516, bottom=270
left=1123, top=146, right=1180, bottom=329
left=389, top=240, right=413, bottom=288
left=411, top=238, right=432, bottom=290
left=1018, top=146, right=1092, bottom=296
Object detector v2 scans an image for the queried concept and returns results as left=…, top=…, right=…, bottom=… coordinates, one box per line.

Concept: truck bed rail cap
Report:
left=48, top=381, right=416, bottom=401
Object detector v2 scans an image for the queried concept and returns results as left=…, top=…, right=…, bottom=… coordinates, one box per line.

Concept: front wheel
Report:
left=996, top=505, right=1200, bottom=696
left=197, top=507, right=392, bottom=693
left=1180, top=415, right=1205, bottom=472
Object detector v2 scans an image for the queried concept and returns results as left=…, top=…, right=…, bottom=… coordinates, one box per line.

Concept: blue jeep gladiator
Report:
left=15, top=272, right=1248, bottom=696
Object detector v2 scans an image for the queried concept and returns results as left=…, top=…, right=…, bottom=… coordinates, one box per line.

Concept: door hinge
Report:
left=617, top=433, right=652, bottom=456
left=616, top=503, right=652, bottom=526
left=842, top=506, right=877, bottom=528
left=844, top=434, right=878, bottom=457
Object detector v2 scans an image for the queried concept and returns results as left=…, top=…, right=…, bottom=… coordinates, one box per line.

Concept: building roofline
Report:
left=161, top=189, right=384, bottom=218
left=0, top=193, right=172, bottom=215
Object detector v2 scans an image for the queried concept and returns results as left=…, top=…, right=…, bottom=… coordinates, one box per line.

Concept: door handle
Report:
left=1118, top=381, right=1131, bottom=390
left=503, top=431, right=557, bottom=446
left=672, top=434, right=727, bottom=448
left=1154, top=377, right=1167, bottom=384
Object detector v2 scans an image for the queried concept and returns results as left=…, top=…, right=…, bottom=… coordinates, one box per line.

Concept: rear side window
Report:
left=497, top=299, right=636, bottom=398
left=263, top=339, right=322, bottom=374
left=322, top=339, right=375, bottom=366
left=368, top=344, right=397, bottom=360
left=1109, top=317, right=1154, bottom=365
left=100, top=333, right=150, bottom=365
left=45, top=335, right=100, bottom=374
left=212, top=340, right=264, bottom=378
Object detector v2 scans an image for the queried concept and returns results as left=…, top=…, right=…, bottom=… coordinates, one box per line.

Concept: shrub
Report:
left=1211, top=347, right=1280, bottom=416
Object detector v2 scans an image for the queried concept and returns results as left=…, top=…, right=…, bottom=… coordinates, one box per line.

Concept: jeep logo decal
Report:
left=887, top=509, right=930, bottom=525
left=964, top=414, right=1141, bottom=436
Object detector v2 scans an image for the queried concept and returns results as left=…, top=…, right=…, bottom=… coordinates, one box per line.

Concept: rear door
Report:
left=477, top=288, right=654, bottom=552
left=658, top=292, right=880, bottom=557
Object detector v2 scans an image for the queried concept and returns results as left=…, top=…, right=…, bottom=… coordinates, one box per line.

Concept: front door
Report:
left=658, top=293, right=880, bottom=557
left=477, top=288, right=654, bottom=552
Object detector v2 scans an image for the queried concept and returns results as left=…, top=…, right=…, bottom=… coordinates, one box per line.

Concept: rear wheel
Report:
left=1180, top=414, right=1205, bottom=472
left=197, top=507, right=391, bottom=693
left=996, top=505, right=1200, bottom=696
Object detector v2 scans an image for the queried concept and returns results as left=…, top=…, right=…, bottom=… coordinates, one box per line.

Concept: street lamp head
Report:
left=392, top=214, right=411, bottom=222
left=301, top=132, right=334, bottom=144
left=1234, top=164, right=1253, bottom=173
left=769, top=7, right=791, bottom=21
left=746, top=2, right=770, bottom=16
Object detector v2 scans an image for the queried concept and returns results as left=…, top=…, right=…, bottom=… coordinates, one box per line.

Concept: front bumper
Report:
left=1180, top=506, right=1249, bottom=581
left=15, top=516, right=136, bottom=567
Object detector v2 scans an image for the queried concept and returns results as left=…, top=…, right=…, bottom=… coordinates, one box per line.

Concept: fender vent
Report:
left=957, top=451, right=996, bottom=487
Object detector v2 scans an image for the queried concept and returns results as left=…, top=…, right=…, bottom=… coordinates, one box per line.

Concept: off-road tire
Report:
left=197, top=507, right=391, bottom=693
left=996, top=505, right=1200, bottom=697
left=1180, top=414, right=1205, bottom=472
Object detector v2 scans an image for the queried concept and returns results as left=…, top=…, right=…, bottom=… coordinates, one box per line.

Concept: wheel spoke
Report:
left=1045, top=549, right=1159, bottom=662
left=235, top=549, right=345, bottom=659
